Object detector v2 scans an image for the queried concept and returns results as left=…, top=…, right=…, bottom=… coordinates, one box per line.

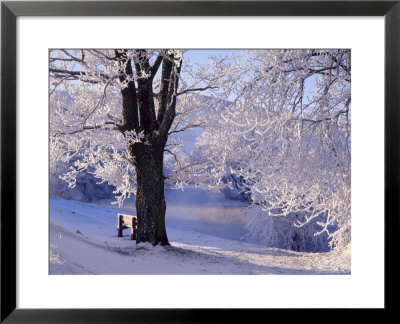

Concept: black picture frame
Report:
left=1, top=0, right=399, bottom=322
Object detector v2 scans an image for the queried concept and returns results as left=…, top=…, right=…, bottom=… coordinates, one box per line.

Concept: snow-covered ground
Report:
left=49, top=188, right=351, bottom=275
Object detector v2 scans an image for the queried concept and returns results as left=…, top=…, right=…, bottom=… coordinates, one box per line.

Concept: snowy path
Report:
left=49, top=196, right=350, bottom=275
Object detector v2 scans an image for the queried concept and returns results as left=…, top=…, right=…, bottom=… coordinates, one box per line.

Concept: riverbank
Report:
left=49, top=195, right=351, bottom=275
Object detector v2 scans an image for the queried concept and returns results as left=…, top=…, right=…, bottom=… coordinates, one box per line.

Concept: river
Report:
left=98, top=186, right=248, bottom=241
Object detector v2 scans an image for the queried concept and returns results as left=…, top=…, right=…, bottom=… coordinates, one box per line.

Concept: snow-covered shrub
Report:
left=221, top=174, right=252, bottom=202
left=50, top=157, right=115, bottom=202
left=244, top=206, right=332, bottom=252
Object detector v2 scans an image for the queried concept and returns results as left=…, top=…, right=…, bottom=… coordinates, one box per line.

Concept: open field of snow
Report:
left=49, top=189, right=350, bottom=275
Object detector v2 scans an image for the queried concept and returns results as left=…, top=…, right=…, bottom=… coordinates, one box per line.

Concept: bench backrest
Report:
left=118, top=214, right=137, bottom=227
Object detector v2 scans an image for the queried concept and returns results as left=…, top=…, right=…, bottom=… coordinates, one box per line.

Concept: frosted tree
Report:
left=49, top=49, right=219, bottom=246
left=51, top=49, right=351, bottom=251
left=178, top=49, right=351, bottom=251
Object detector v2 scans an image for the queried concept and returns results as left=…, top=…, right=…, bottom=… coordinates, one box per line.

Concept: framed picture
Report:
left=1, top=0, right=398, bottom=321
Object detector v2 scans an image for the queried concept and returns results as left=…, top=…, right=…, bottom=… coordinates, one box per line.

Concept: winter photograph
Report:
left=49, top=49, right=351, bottom=275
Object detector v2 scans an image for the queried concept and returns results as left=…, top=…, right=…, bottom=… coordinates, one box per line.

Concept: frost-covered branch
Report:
left=186, top=49, right=351, bottom=251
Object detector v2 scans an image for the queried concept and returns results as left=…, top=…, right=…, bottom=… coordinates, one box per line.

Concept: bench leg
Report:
left=117, top=215, right=123, bottom=237
left=130, top=228, right=136, bottom=240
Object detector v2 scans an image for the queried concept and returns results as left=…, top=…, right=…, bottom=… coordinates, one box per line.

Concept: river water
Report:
left=99, top=186, right=248, bottom=242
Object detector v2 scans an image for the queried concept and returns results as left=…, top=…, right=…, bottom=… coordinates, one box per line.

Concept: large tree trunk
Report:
left=133, top=140, right=170, bottom=246
left=115, top=49, right=180, bottom=246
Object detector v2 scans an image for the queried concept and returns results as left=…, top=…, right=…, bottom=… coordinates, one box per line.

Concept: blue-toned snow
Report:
left=49, top=187, right=351, bottom=275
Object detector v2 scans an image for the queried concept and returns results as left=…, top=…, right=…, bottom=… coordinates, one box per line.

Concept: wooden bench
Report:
left=117, top=214, right=137, bottom=240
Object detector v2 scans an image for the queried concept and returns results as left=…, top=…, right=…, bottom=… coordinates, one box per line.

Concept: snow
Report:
left=49, top=188, right=351, bottom=275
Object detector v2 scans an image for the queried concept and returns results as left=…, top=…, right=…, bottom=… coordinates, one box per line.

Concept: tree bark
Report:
left=133, top=140, right=170, bottom=246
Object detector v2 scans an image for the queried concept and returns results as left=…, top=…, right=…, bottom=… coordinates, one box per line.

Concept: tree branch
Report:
left=49, top=68, right=117, bottom=81
left=114, top=49, right=140, bottom=133
left=134, top=50, right=157, bottom=135
left=150, top=52, right=164, bottom=80
left=164, top=149, right=182, bottom=168
left=56, top=122, right=120, bottom=135
left=168, top=122, right=205, bottom=135
left=177, top=86, right=218, bottom=96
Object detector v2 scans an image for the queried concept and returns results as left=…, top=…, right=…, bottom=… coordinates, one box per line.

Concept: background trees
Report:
left=179, top=49, right=351, bottom=251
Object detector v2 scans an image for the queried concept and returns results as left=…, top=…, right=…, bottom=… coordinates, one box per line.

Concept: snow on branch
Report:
left=187, top=49, right=351, bottom=251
